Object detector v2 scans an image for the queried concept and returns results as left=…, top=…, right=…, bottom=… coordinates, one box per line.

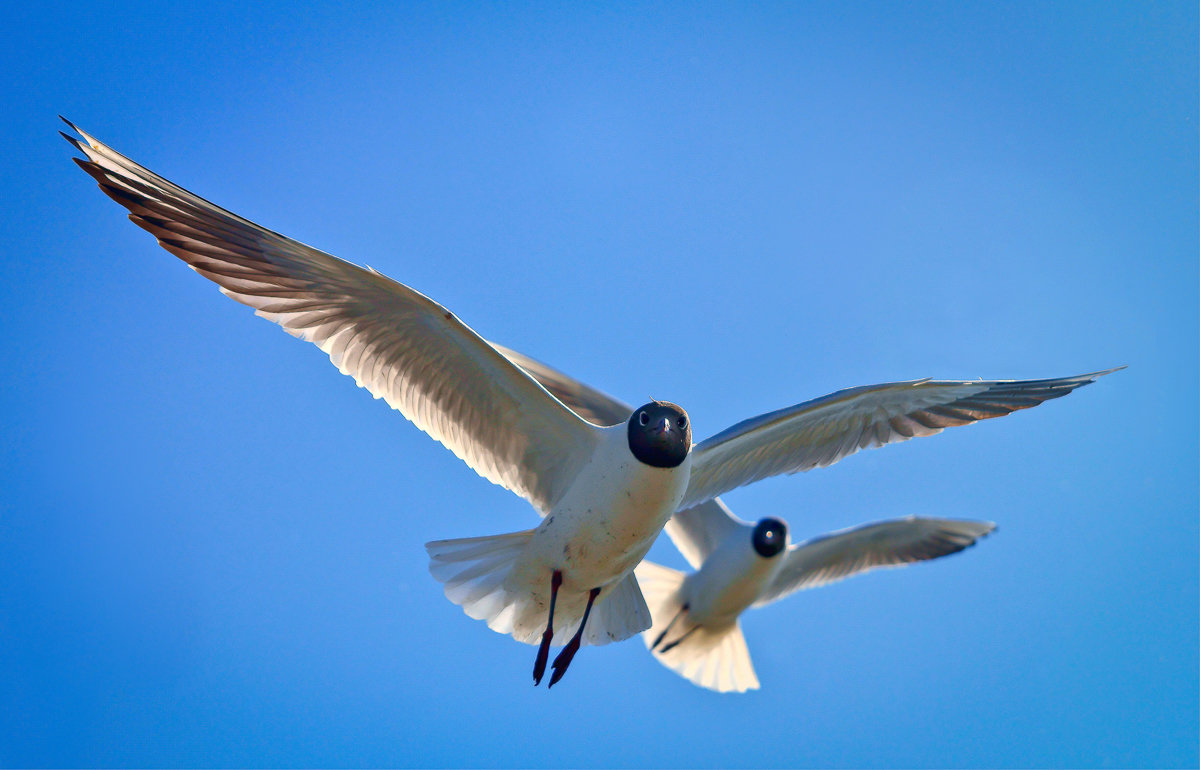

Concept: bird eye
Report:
left=638, top=411, right=649, bottom=426
left=676, top=416, right=687, bottom=429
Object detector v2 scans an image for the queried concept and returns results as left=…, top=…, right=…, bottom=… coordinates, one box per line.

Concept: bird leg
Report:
left=651, top=603, right=689, bottom=651
left=659, top=624, right=698, bottom=654
left=547, top=585, right=601, bottom=688
left=532, top=570, right=563, bottom=686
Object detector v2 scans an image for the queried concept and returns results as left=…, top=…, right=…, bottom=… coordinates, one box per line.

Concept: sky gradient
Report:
left=2, top=3, right=1197, bottom=767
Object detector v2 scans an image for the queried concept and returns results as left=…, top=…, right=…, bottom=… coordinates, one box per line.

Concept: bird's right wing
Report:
left=754, top=517, right=996, bottom=606
left=63, top=119, right=601, bottom=514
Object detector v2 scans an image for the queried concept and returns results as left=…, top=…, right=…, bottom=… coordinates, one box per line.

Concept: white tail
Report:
left=635, top=560, right=761, bottom=693
left=426, top=530, right=651, bottom=647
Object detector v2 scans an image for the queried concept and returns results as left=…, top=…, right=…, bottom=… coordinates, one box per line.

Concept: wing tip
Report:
left=1090, top=365, right=1126, bottom=379
left=1049, top=365, right=1125, bottom=395
left=59, top=116, right=110, bottom=159
left=60, top=130, right=85, bottom=154
left=941, top=518, right=997, bottom=545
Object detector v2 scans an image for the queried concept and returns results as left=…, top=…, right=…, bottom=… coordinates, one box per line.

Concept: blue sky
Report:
left=2, top=2, right=1196, bottom=767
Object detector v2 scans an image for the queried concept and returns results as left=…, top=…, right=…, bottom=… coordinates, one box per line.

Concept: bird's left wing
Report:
left=754, top=516, right=996, bottom=606
left=680, top=369, right=1120, bottom=510
left=63, top=119, right=600, bottom=514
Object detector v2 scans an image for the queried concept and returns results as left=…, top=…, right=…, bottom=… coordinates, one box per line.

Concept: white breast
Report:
left=515, top=424, right=692, bottom=592
left=684, top=530, right=784, bottom=626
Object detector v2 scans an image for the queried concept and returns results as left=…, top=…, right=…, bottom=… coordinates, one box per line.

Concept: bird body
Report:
left=429, top=417, right=692, bottom=650
left=678, top=520, right=783, bottom=627
left=521, top=421, right=692, bottom=595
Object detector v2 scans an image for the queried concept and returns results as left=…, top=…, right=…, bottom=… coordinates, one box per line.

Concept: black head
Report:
left=752, top=517, right=788, bottom=558
left=627, top=401, right=691, bottom=469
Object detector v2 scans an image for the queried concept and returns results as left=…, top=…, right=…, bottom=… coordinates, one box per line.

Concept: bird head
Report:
left=627, top=401, right=691, bottom=468
left=752, top=517, right=788, bottom=558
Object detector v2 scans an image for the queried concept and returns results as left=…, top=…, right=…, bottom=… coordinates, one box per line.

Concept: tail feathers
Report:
left=582, top=571, right=651, bottom=646
left=658, top=622, right=759, bottom=694
left=635, top=560, right=690, bottom=644
left=426, top=530, right=651, bottom=647
left=427, top=529, right=546, bottom=644
left=635, top=560, right=760, bottom=693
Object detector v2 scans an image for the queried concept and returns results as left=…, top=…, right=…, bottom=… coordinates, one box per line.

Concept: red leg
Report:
left=532, top=570, right=562, bottom=686
left=547, top=585, right=601, bottom=689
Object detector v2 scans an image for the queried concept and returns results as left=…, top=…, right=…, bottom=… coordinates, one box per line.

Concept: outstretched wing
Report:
left=754, top=516, right=996, bottom=606
left=681, top=369, right=1120, bottom=510
left=63, top=119, right=600, bottom=514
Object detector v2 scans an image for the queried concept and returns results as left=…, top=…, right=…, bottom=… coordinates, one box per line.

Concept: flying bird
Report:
left=63, top=119, right=1118, bottom=688
left=635, top=510, right=995, bottom=692
left=63, top=119, right=685, bottom=687
left=493, top=345, right=1115, bottom=691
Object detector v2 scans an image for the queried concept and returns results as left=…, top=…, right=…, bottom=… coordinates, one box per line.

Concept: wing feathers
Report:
left=682, top=369, right=1120, bottom=509
left=65, top=120, right=600, bottom=513
left=755, top=516, right=996, bottom=606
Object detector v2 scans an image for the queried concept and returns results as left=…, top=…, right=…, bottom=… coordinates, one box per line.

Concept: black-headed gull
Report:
left=492, top=345, right=1115, bottom=690
left=63, top=119, right=1117, bottom=688
left=63, top=119, right=687, bottom=687
left=635, top=509, right=995, bottom=692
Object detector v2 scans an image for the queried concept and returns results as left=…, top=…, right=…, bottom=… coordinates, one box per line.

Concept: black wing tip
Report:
left=59, top=130, right=83, bottom=150
left=59, top=117, right=92, bottom=160
left=59, top=115, right=85, bottom=141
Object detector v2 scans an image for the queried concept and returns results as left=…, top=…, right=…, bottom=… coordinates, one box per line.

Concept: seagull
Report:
left=491, top=345, right=1115, bottom=691
left=63, top=119, right=688, bottom=687
left=63, top=119, right=1119, bottom=688
left=634, top=510, right=996, bottom=692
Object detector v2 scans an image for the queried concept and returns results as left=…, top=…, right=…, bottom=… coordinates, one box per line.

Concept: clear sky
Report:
left=2, top=2, right=1196, bottom=768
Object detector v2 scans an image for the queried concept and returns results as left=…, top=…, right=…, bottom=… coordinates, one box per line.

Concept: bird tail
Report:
left=426, top=530, right=650, bottom=647
left=635, top=560, right=761, bottom=693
